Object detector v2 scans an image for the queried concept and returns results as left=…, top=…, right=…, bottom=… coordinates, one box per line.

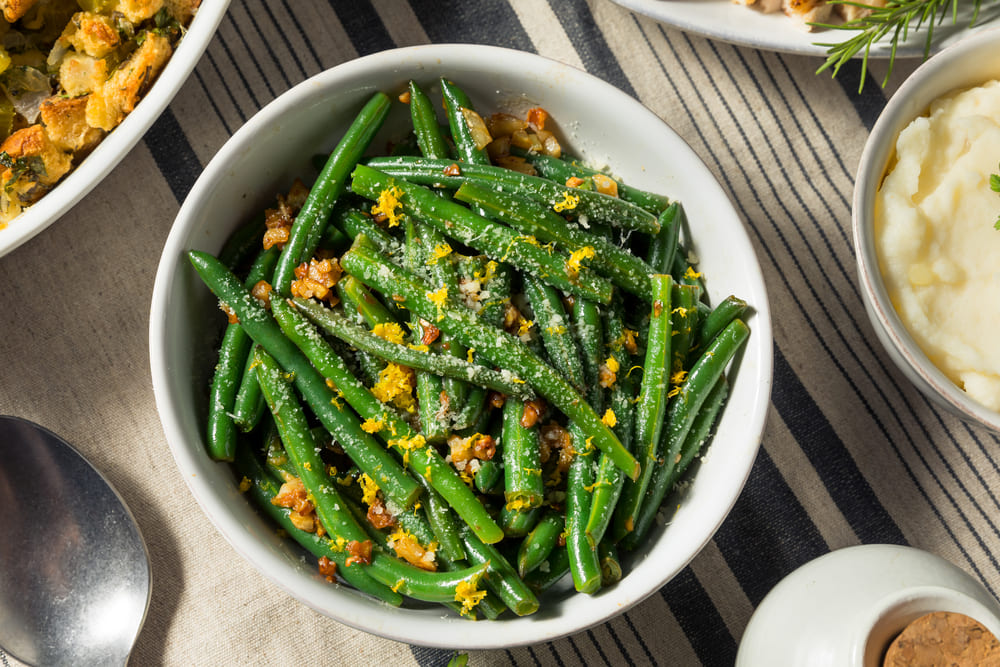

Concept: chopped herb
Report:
left=813, top=0, right=991, bottom=92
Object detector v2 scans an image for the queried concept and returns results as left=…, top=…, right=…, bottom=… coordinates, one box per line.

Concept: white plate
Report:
left=612, top=0, right=1000, bottom=58
left=0, top=2, right=231, bottom=259
left=151, top=44, right=773, bottom=648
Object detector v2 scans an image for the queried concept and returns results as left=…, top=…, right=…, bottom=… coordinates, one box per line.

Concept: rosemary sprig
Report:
left=811, top=0, right=985, bottom=93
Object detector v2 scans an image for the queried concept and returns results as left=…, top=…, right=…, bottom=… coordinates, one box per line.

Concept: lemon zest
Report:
left=359, top=473, right=380, bottom=506
left=371, top=185, right=405, bottom=227
left=360, top=416, right=385, bottom=434
left=552, top=190, right=581, bottom=212
left=427, top=242, right=453, bottom=265
left=372, top=321, right=406, bottom=344
left=455, top=579, right=487, bottom=616
left=566, top=246, right=595, bottom=280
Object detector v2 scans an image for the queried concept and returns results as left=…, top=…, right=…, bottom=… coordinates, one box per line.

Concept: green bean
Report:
left=454, top=180, right=655, bottom=300
left=405, top=218, right=452, bottom=443
left=337, top=273, right=400, bottom=328
left=572, top=297, right=604, bottom=405
left=474, top=458, right=502, bottom=494
left=460, top=527, right=539, bottom=616
left=334, top=208, right=401, bottom=257
left=231, top=351, right=265, bottom=432
left=565, top=296, right=605, bottom=590
left=517, top=510, right=563, bottom=577
left=252, top=346, right=407, bottom=602
left=668, top=376, right=729, bottom=488
left=412, top=477, right=466, bottom=563
left=508, top=147, right=671, bottom=215
left=420, top=223, right=472, bottom=417
left=670, top=283, right=700, bottom=378
left=340, top=237, right=639, bottom=480
left=255, top=346, right=495, bottom=607
left=672, top=249, right=705, bottom=295
left=694, top=296, right=748, bottom=357
left=523, top=275, right=585, bottom=392
left=440, top=78, right=490, bottom=166
left=585, top=370, right=636, bottom=546
left=331, top=282, right=383, bottom=387
left=523, top=546, right=570, bottom=594
left=364, top=156, right=661, bottom=235
left=566, top=421, right=601, bottom=594
left=501, top=396, right=544, bottom=511
left=646, top=203, right=681, bottom=274
left=613, top=275, right=673, bottom=540
left=451, top=387, right=488, bottom=431
left=598, top=538, right=622, bottom=586
left=273, top=91, right=391, bottom=294
left=500, top=505, right=541, bottom=538
left=205, top=246, right=279, bottom=461
left=268, top=296, right=504, bottom=545
left=233, top=442, right=403, bottom=606
left=351, top=164, right=614, bottom=304
left=296, top=301, right=534, bottom=404
left=189, top=250, right=421, bottom=508
left=254, top=346, right=377, bottom=542
left=409, top=80, right=450, bottom=160
left=620, top=321, right=749, bottom=551
left=457, top=254, right=511, bottom=328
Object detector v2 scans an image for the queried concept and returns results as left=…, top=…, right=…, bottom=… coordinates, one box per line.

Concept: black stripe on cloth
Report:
left=192, top=68, right=233, bottom=136
left=743, top=50, right=854, bottom=249
left=232, top=3, right=293, bottom=93
left=215, top=17, right=265, bottom=114
left=143, top=108, right=201, bottom=204
left=545, top=0, right=636, bottom=97
left=275, top=0, right=324, bottom=74
left=654, top=28, right=1000, bottom=588
left=659, top=567, right=738, bottom=665
left=616, top=613, right=655, bottom=664
left=773, top=346, right=906, bottom=544
left=773, top=54, right=855, bottom=189
left=410, top=646, right=458, bottom=666
left=713, top=446, right=830, bottom=605
left=328, top=0, right=395, bottom=57
left=225, top=8, right=279, bottom=100
left=255, top=0, right=310, bottom=81
left=544, top=642, right=567, bottom=667
left=198, top=47, right=249, bottom=124
left=407, top=0, right=534, bottom=50
left=835, top=60, right=887, bottom=132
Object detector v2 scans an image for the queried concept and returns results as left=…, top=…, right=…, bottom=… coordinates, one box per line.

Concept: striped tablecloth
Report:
left=2, top=1, right=996, bottom=665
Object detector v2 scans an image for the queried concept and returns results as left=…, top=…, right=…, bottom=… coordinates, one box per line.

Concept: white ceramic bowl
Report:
left=0, top=2, right=231, bottom=259
left=854, top=28, right=1000, bottom=434
left=737, top=545, right=1000, bottom=666
left=150, top=44, right=773, bottom=648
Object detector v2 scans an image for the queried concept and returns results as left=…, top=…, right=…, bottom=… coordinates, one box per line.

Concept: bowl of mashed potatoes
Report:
left=855, top=28, right=1000, bottom=432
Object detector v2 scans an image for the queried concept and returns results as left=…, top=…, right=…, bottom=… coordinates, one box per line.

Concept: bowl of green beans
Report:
left=150, top=44, right=773, bottom=648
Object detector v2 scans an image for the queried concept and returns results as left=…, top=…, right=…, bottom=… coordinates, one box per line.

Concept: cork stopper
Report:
left=883, top=611, right=1000, bottom=666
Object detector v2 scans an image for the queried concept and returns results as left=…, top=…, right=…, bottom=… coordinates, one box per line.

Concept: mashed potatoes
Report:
left=876, top=80, right=1000, bottom=412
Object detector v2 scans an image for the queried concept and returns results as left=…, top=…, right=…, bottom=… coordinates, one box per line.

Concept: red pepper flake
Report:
left=443, top=162, right=461, bottom=177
